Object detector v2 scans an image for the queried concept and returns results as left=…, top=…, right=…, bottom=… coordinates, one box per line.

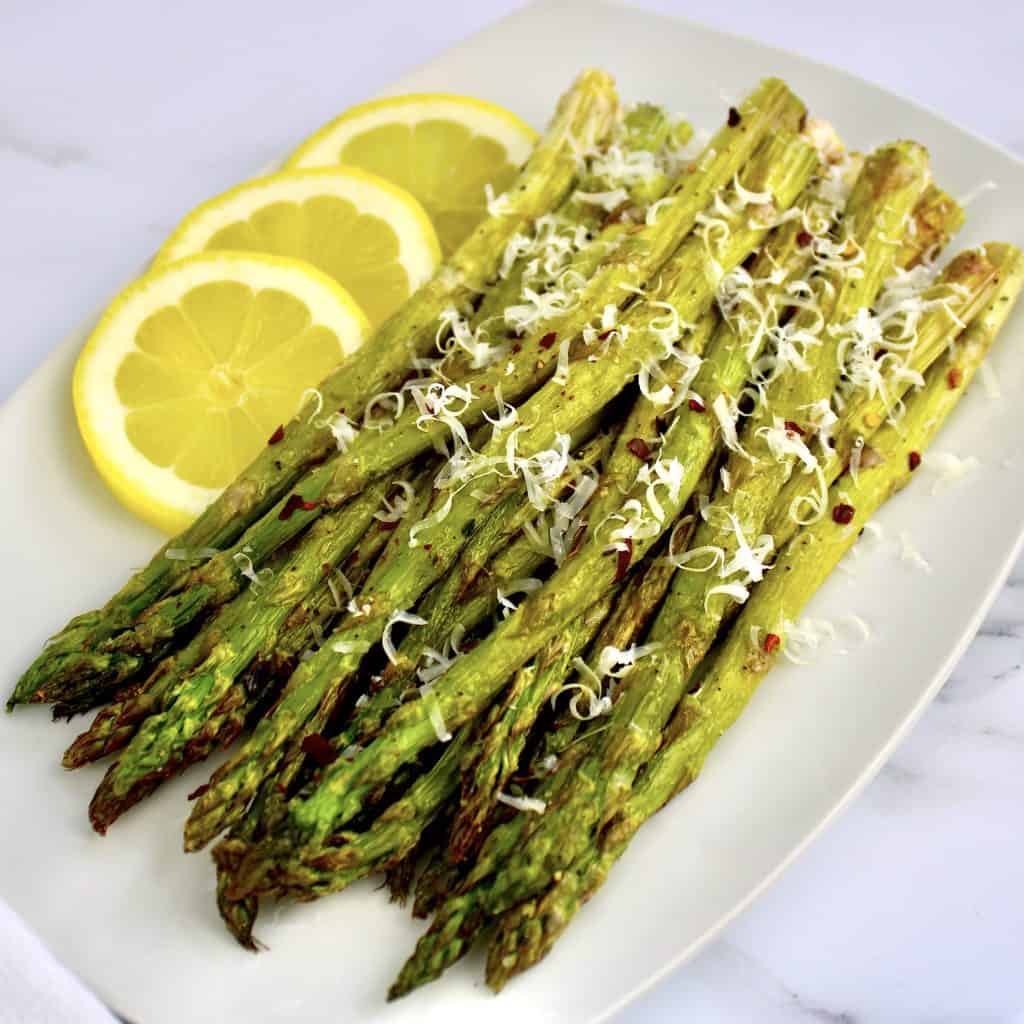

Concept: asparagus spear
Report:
left=207, top=133, right=817, bottom=937
left=189, top=129, right=816, bottom=853
left=84, top=472, right=414, bottom=832
left=62, top=477, right=398, bottom=770
left=9, top=70, right=621, bottom=710
left=469, top=102, right=675, bottom=334
left=408, top=531, right=685, bottom=921
left=49, top=79, right=803, bottom=706
left=485, top=245, right=1024, bottom=988
left=895, top=183, right=963, bottom=269
left=182, top=422, right=611, bottom=850
left=447, top=590, right=617, bottom=862
left=271, top=132, right=818, bottom=852
left=444, top=325, right=716, bottom=862
left=387, top=143, right=935, bottom=997
left=209, top=431, right=610, bottom=919
left=767, top=244, right=1005, bottom=545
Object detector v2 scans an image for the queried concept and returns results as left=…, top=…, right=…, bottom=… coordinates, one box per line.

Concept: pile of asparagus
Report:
left=9, top=69, right=1022, bottom=997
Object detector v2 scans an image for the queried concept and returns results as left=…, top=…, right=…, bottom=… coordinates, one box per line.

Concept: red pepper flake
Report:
left=187, top=782, right=210, bottom=801
left=832, top=503, right=856, bottom=525
left=614, top=539, right=633, bottom=583
left=378, top=519, right=399, bottom=531
left=267, top=424, right=285, bottom=445
left=279, top=493, right=319, bottom=520
left=626, top=437, right=652, bottom=461
left=688, top=397, right=706, bottom=413
left=947, top=367, right=963, bottom=389
left=597, top=328, right=614, bottom=341
left=423, top=544, right=432, bottom=551
left=784, top=420, right=805, bottom=436
left=322, top=562, right=332, bottom=576
left=568, top=523, right=587, bottom=558
left=301, top=733, right=338, bottom=767
left=763, top=632, right=781, bottom=655
left=539, top=331, right=558, bottom=350
left=908, top=451, right=922, bottom=472
left=796, top=230, right=813, bottom=248
left=511, top=342, right=522, bottom=354
left=727, top=106, right=742, bottom=127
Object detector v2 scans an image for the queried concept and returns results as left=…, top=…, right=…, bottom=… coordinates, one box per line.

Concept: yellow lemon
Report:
left=73, top=252, right=369, bottom=534
left=287, top=93, right=536, bottom=255
left=156, top=167, right=439, bottom=327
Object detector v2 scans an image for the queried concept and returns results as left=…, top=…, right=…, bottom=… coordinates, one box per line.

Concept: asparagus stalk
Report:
left=9, top=70, right=621, bottom=710
left=387, top=143, right=935, bottom=997
left=25, top=86, right=764, bottom=711
left=62, top=478, right=398, bottom=770
left=84, top=472, right=415, bottom=832
left=253, top=507, right=396, bottom=678
left=444, top=327, right=716, bottom=862
left=767, top=244, right=1006, bottom=545
left=485, top=246, right=1023, bottom=987
left=183, top=417, right=608, bottom=849
left=447, top=589, right=617, bottom=862
left=388, top=724, right=602, bottom=999
left=469, top=102, right=675, bottom=334
left=895, top=184, right=963, bottom=269
left=209, top=430, right=610, bottom=918
left=277, top=132, right=818, bottom=850
left=210, top=133, right=817, bottom=937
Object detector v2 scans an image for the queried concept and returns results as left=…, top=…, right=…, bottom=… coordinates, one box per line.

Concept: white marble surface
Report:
left=2, top=1, right=1023, bottom=1021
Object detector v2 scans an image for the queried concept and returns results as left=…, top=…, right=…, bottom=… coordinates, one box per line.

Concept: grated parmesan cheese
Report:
left=381, top=609, right=427, bottom=665
left=496, top=792, right=547, bottom=814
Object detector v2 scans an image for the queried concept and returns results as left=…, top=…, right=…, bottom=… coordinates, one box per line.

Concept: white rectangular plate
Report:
left=2, top=2, right=1022, bottom=1021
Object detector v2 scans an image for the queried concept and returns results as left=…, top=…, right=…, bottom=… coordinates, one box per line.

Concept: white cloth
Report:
left=0, top=901, right=115, bottom=1024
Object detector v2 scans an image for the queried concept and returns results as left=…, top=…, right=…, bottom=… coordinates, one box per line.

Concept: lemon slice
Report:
left=155, top=167, right=439, bottom=327
left=287, top=94, right=537, bottom=255
left=74, top=252, right=369, bottom=534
